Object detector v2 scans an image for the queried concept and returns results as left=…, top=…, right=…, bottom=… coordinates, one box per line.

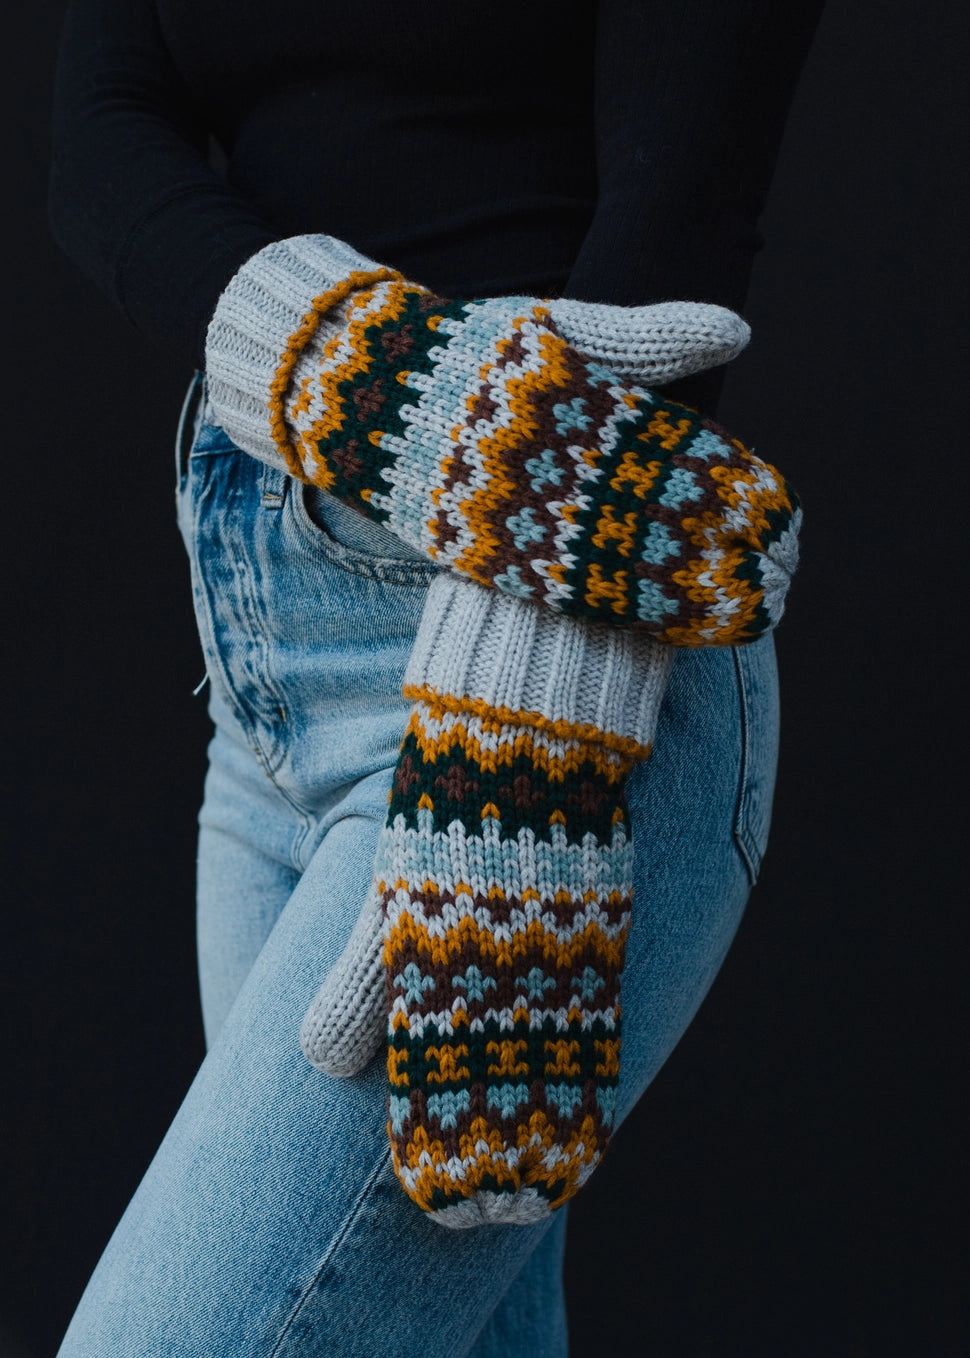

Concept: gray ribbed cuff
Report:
left=204, top=234, right=386, bottom=468
left=406, top=574, right=673, bottom=750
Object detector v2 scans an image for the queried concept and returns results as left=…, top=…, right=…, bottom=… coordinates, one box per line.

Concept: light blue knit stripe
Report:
left=385, top=1004, right=621, bottom=1040
left=596, top=1085, right=618, bottom=1125
left=685, top=426, right=730, bottom=461
left=388, top=1094, right=410, bottom=1135
left=657, top=466, right=702, bottom=510
left=427, top=1089, right=472, bottom=1129
left=486, top=1084, right=532, bottom=1119
left=384, top=816, right=635, bottom=916
left=544, top=1084, right=586, bottom=1118
left=640, top=520, right=679, bottom=565
left=635, top=578, right=678, bottom=625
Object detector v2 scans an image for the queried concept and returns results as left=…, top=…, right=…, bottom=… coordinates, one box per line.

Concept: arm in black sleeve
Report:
left=49, top=0, right=275, bottom=367
left=565, top=0, right=824, bottom=408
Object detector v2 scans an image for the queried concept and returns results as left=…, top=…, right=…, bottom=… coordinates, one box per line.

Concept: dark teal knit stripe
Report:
left=388, top=732, right=629, bottom=842
left=311, top=290, right=469, bottom=510
left=389, top=1015, right=621, bottom=1090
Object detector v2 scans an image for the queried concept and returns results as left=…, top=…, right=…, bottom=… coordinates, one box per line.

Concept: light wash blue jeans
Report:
left=56, top=373, right=779, bottom=1358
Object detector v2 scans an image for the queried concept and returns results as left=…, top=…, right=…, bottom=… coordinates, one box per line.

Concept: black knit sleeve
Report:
left=564, top=0, right=824, bottom=407
left=49, top=0, right=274, bottom=367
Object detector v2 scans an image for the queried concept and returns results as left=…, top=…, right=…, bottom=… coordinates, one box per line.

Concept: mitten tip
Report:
left=298, top=1014, right=376, bottom=1078
left=427, top=1187, right=556, bottom=1229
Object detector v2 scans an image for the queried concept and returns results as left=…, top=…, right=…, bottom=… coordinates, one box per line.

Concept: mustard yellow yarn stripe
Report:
left=402, top=684, right=654, bottom=762
left=267, top=267, right=404, bottom=478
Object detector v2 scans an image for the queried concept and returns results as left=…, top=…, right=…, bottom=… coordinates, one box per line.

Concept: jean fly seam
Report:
left=187, top=460, right=299, bottom=792
left=268, top=1145, right=395, bottom=1358
left=190, top=448, right=294, bottom=777
left=229, top=541, right=290, bottom=776
left=184, top=470, right=261, bottom=753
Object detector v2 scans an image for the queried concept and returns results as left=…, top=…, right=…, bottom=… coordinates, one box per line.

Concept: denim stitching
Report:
left=231, top=538, right=290, bottom=775
left=262, top=463, right=289, bottom=509
left=268, top=1146, right=394, bottom=1358
left=221, top=460, right=291, bottom=775
left=185, top=465, right=259, bottom=749
left=289, top=480, right=441, bottom=585
left=184, top=453, right=290, bottom=784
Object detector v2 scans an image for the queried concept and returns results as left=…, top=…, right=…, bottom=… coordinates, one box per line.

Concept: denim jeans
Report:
left=56, top=373, right=779, bottom=1358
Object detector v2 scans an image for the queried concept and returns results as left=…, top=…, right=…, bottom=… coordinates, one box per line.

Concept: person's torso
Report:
left=157, top=0, right=600, bottom=296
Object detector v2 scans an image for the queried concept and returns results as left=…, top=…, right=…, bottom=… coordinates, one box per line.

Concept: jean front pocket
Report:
left=731, top=634, right=781, bottom=884
left=292, top=483, right=441, bottom=585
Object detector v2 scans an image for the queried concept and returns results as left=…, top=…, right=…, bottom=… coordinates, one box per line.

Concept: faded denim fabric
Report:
left=56, top=372, right=779, bottom=1358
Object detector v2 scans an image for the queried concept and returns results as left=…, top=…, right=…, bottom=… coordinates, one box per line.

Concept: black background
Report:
left=3, top=3, right=966, bottom=1355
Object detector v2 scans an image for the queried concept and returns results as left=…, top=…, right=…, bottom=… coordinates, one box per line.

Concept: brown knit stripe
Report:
left=384, top=966, right=622, bottom=1022
left=434, top=316, right=627, bottom=595
left=380, top=879, right=631, bottom=926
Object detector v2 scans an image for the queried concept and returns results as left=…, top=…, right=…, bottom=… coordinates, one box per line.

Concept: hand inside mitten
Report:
left=301, top=574, right=672, bottom=1226
left=206, top=235, right=799, bottom=645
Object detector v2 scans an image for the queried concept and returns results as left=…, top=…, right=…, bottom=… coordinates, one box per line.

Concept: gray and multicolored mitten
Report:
left=205, top=233, right=801, bottom=1225
left=206, top=234, right=800, bottom=645
left=301, top=573, right=673, bottom=1227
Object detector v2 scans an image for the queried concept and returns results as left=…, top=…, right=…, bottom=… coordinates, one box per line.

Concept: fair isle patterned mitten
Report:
left=206, top=234, right=800, bottom=645
left=301, top=573, right=673, bottom=1227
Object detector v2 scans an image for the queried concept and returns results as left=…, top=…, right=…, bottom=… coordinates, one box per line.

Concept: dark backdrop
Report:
left=3, top=3, right=966, bottom=1355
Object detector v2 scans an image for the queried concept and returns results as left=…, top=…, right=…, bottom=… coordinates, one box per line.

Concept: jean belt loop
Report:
left=261, top=463, right=290, bottom=510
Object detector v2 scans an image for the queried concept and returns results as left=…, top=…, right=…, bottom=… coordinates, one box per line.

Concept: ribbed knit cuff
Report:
left=204, top=234, right=387, bottom=467
left=405, top=574, right=673, bottom=752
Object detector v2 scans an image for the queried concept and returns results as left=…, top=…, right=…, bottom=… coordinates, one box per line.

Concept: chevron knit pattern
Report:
left=269, top=275, right=800, bottom=645
left=378, top=683, right=645, bottom=1227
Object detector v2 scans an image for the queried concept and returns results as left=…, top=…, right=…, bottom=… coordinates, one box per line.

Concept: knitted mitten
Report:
left=206, top=235, right=800, bottom=645
left=300, top=572, right=673, bottom=1227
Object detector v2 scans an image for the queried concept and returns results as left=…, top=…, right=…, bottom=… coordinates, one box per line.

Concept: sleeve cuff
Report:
left=405, top=573, right=673, bottom=751
left=204, top=233, right=387, bottom=467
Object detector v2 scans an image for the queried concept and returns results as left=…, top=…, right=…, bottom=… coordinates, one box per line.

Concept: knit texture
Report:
left=205, top=235, right=394, bottom=465
left=301, top=574, right=671, bottom=1226
left=205, top=236, right=798, bottom=644
left=382, top=695, right=639, bottom=1226
left=301, top=576, right=671, bottom=1082
left=300, top=883, right=386, bottom=1079
left=546, top=297, right=750, bottom=386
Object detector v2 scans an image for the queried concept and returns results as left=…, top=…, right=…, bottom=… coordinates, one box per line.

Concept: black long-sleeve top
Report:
left=50, top=0, right=823, bottom=383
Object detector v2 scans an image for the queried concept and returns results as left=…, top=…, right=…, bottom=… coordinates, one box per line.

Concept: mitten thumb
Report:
left=548, top=297, right=750, bottom=386
left=300, top=871, right=386, bottom=1076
